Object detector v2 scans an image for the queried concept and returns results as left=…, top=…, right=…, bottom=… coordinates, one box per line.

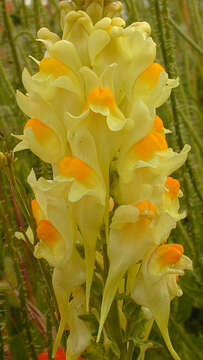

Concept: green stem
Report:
left=0, top=0, right=22, bottom=87
left=103, top=169, right=110, bottom=281
left=177, top=109, right=203, bottom=154
left=153, top=0, right=168, bottom=68
left=38, top=260, right=59, bottom=329
left=189, top=0, right=203, bottom=46
left=14, top=30, right=36, bottom=42
left=0, top=61, right=16, bottom=102
left=21, top=0, right=29, bottom=28
left=171, top=316, right=202, bottom=360
left=0, top=328, right=3, bottom=360
left=126, top=341, right=134, bottom=360
left=46, top=313, right=53, bottom=360
left=169, top=17, right=203, bottom=56
left=138, top=320, right=154, bottom=360
left=120, top=342, right=127, bottom=359
left=177, top=223, right=195, bottom=256
left=33, top=0, right=41, bottom=33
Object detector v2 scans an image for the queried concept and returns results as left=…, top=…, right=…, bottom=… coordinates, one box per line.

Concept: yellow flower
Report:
left=57, top=155, right=105, bottom=311
left=97, top=200, right=176, bottom=341
left=28, top=170, right=73, bottom=267
left=163, top=176, right=185, bottom=220
left=14, top=92, right=69, bottom=164
left=88, top=18, right=156, bottom=101
left=28, top=169, right=87, bottom=356
left=131, top=244, right=192, bottom=360
left=13, top=7, right=192, bottom=358
left=133, top=62, right=179, bottom=109
left=115, top=114, right=191, bottom=205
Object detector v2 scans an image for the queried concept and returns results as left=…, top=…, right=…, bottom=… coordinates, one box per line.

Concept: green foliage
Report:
left=0, top=0, right=202, bottom=359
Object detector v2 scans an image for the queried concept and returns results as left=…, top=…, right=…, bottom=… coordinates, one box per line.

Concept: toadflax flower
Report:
left=27, top=170, right=86, bottom=357
left=97, top=200, right=177, bottom=341
left=13, top=2, right=192, bottom=358
left=131, top=244, right=192, bottom=360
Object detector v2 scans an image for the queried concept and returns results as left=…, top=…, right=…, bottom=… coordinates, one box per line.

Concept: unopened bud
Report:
left=37, top=27, right=60, bottom=43
left=59, top=1, right=77, bottom=28
left=104, top=1, right=123, bottom=18
left=86, top=2, right=103, bottom=24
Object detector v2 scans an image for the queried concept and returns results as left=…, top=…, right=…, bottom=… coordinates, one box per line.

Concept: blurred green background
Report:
left=0, top=1, right=202, bottom=359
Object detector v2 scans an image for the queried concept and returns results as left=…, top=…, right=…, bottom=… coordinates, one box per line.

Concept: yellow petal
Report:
left=73, top=197, right=105, bottom=311
left=97, top=268, right=125, bottom=342
left=88, top=28, right=110, bottom=65
left=49, top=40, right=82, bottom=71
left=24, top=118, right=62, bottom=163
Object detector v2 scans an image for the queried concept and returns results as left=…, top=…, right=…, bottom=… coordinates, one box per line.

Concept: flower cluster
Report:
left=14, top=4, right=192, bottom=360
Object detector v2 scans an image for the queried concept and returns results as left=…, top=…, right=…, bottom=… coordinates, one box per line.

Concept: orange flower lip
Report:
left=86, top=87, right=115, bottom=112
left=152, top=115, right=164, bottom=133
left=24, top=118, right=57, bottom=145
left=59, top=157, right=93, bottom=185
left=136, top=62, right=165, bottom=89
left=131, top=131, right=168, bottom=161
left=165, top=177, right=180, bottom=199
left=157, top=243, right=184, bottom=267
left=39, top=57, right=70, bottom=78
left=31, top=199, right=41, bottom=224
left=135, top=200, right=157, bottom=217
left=37, top=219, right=61, bottom=245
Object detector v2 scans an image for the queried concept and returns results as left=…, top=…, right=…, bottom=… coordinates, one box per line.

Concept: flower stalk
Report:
left=0, top=1, right=200, bottom=359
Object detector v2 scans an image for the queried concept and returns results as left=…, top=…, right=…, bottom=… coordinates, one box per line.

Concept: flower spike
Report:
left=13, top=6, right=193, bottom=359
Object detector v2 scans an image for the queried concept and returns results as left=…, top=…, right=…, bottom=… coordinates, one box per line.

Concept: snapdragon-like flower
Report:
left=131, top=244, right=192, bottom=360
left=27, top=170, right=86, bottom=357
left=28, top=170, right=74, bottom=267
left=58, top=154, right=105, bottom=310
left=97, top=200, right=176, bottom=340
left=14, top=92, right=69, bottom=165
left=14, top=3, right=192, bottom=359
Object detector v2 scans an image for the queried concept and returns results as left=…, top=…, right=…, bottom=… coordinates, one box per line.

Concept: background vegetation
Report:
left=0, top=0, right=202, bottom=359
